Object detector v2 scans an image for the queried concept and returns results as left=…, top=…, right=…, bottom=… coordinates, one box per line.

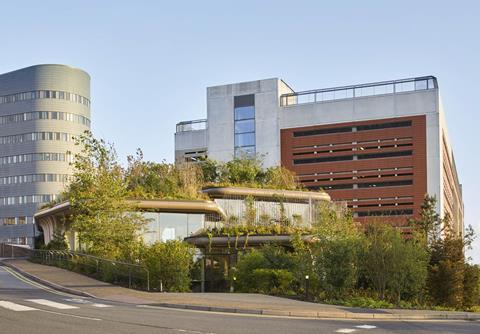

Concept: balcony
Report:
left=280, top=76, right=437, bottom=107
left=176, top=119, right=207, bottom=133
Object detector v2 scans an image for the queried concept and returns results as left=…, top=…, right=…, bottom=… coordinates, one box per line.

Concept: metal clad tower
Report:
left=0, top=64, right=91, bottom=246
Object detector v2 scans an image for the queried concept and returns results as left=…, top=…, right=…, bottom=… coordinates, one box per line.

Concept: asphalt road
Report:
left=0, top=264, right=478, bottom=334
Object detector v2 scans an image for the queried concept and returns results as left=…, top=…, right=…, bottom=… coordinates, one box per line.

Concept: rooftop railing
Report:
left=280, top=76, right=437, bottom=107
left=176, top=119, right=207, bottom=133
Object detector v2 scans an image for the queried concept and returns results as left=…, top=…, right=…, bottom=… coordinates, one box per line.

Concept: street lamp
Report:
left=305, top=275, right=309, bottom=301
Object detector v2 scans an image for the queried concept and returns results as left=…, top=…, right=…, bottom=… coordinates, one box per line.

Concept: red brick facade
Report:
left=281, top=116, right=427, bottom=226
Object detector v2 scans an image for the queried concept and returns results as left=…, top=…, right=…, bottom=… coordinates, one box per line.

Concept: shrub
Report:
left=235, top=245, right=299, bottom=294
left=252, top=269, right=295, bottom=295
left=142, top=240, right=194, bottom=292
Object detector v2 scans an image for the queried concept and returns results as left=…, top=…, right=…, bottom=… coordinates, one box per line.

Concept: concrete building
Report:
left=0, top=64, right=91, bottom=246
left=175, top=76, right=464, bottom=234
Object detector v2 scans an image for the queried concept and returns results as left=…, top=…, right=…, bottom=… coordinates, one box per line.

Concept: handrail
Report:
left=176, top=119, right=207, bottom=132
left=280, top=76, right=437, bottom=106
left=30, top=249, right=150, bottom=291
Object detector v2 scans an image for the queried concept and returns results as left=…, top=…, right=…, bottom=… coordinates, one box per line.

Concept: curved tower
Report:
left=0, top=64, right=91, bottom=246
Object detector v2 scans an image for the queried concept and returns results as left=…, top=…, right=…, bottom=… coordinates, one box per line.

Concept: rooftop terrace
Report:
left=280, top=76, right=437, bottom=106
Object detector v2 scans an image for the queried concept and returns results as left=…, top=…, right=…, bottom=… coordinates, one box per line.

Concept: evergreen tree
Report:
left=45, top=228, right=68, bottom=250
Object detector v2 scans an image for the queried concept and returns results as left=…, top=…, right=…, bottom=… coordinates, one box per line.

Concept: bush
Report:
left=142, top=240, right=194, bottom=292
left=235, top=245, right=299, bottom=294
left=251, top=269, right=295, bottom=295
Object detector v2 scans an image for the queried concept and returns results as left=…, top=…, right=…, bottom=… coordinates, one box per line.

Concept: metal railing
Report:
left=30, top=250, right=150, bottom=291
left=280, top=76, right=437, bottom=106
left=176, top=119, right=207, bottom=133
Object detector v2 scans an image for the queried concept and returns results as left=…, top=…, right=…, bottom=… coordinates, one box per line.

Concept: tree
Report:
left=45, top=228, right=68, bottom=250
left=142, top=240, right=194, bottom=292
left=411, top=196, right=477, bottom=308
left=308, top=203, right=361, bottom=300
left=409, top=194, right=442, bottom=245
left=67, top=131, right=146, bottom=260
left=361, top=223, right=428, bottom=304
left=126, top=149, right=203, bottom=200
left=198, top=158, right=220, bottom=183
left=220, top=155, right=266, bottom=185
left=463, top=264, right=480, bottom=309
left=264, top=166, right=300, bottom=190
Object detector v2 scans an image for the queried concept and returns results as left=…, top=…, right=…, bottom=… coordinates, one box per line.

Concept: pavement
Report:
left=1, top=258, right=480, bottom=322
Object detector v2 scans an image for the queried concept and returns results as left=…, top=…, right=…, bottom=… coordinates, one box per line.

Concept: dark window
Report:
left=357, top=180, right=413, bottom=188
left=308, top=184, right=354, bottom=190
left=357, top=209, right=413, bottom=217
left=234, top=94, right=255, bottom=108
left=294, top=155, right=354, bottom=165
left=357, top=121, right=412, bottom=131
left=293, top=126, right=352, bottom=137
left=357, top=150, right=412, bottom=160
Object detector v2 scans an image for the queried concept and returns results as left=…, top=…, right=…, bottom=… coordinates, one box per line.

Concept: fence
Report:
left=280, top=76, right=437, bottom=106
left=0, top=243, right=33, bottom=258
left=30, top=249, right=150, bottom=291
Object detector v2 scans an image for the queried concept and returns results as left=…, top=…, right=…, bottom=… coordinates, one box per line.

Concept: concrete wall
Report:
left=0, top=64, right=91, bottom=246
left=206, top=78, right=285, bottom=167
left=174, top=128, right=207, bottom=162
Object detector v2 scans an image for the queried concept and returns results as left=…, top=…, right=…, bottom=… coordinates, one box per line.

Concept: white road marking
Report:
left=356, top=324, right=377, bottom=329
left=92, top=303, right=111, bottom=308
left=336, top=329, right=357, bottom=333
left=64, top=298, right=111, bottom=308
left=64, top=298, right=90, bottom=304
left=26, top=299, right=79, bottom=309
left=0, top=300, right=37, bottom=311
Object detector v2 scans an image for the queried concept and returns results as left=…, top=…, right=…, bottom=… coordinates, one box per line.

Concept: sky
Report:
left=1, top=0, right=479, bottom=261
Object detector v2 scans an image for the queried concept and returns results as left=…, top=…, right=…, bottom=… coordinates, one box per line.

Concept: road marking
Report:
left=336, top=329, right=357, bottom=333
left=1, top=266, right=74, bottom=297
left=64, top=298, right=111, bottom=308
left=64, top=298, right=90, bottom=304
left=356, top=325, right=377, bottom=329
left=26, top=299, right=79, bottom=310
left=92, top=303, right=111, bottom=308
left=0, top=300, right=38, bottom=311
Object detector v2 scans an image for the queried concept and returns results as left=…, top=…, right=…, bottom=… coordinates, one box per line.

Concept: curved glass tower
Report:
left=0, top=64, right=91, bottom=246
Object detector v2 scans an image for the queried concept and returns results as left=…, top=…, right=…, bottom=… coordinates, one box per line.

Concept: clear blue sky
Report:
left=1, top=0, right=479, bottom=261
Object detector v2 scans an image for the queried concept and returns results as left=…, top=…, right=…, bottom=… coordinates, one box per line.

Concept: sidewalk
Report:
left=2, top=258, right=480, bottom=320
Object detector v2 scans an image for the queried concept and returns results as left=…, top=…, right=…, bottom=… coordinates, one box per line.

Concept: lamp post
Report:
left=231, top=276, right=236, bottom=293
left=305, top=275, right=309, bottom=301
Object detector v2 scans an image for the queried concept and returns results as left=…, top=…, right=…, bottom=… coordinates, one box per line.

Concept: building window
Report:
left=0, top=90, right=90, bottom=107
left=234, top=94, right=255, bottom=158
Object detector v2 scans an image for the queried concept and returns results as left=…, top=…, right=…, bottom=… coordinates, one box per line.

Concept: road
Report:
left=0, top=264, right=478, bottom=334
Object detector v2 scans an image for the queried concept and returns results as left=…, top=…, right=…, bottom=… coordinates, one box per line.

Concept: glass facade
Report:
left=234, top=95, right=255, bottom=158
left=0, top=173, right=72, bottom=185
left=0, top=152, right=73, bottom=166
left=0, top=90, right=90, bottom=107
left=0, top=194, right=58, bottom=207
left=142, top=212, right=204, bottom=245
left=0, top=111, right=90, bottom=126
left=0, top=132, right=77, bottom=145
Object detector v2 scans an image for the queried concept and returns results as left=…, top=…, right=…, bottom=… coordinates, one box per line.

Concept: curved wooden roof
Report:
left=202, top=186, right=330, bottom=202
left=34, top=199, right=225, bottom=220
